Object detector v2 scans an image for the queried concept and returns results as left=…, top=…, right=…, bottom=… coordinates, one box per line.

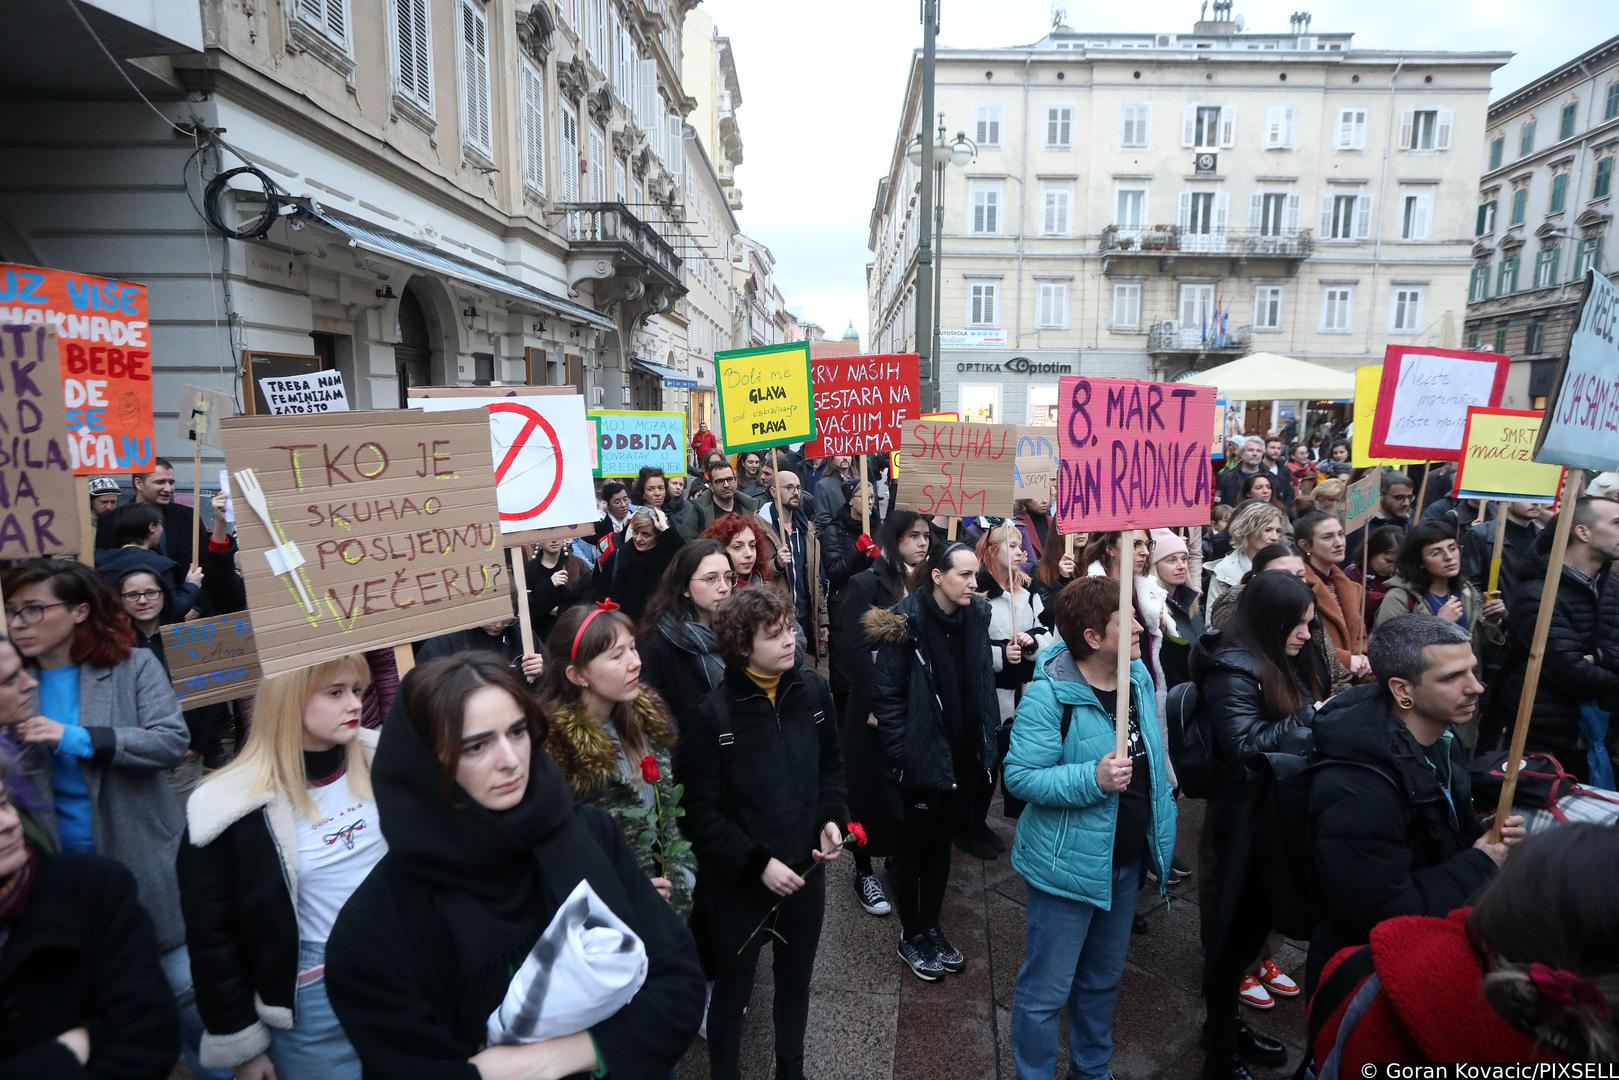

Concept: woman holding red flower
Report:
left=674, top=586, right=848, bottom=1080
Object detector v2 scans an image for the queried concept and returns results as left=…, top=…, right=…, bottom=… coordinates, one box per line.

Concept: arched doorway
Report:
left=394, top=283, right=433, bottom=407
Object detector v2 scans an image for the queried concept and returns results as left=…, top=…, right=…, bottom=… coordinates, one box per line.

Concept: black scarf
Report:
left=919, top=590, right=970, bottom=759
left=656, top=615, right=725, bottom=690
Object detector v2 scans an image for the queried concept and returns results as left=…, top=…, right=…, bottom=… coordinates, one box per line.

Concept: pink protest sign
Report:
left=1055, top=375, right=1217, bottom=533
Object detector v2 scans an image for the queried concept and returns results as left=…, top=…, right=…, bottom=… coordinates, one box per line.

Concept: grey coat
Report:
left=20, top=649, right=190, bottom=950
left=678, top=487, right=761, bottom=540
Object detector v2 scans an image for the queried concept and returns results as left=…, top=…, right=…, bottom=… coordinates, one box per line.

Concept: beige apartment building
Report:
left=868, top=9, right=1508, bottom=428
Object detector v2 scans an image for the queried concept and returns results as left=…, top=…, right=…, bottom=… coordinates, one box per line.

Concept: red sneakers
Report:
left=1236, top=974, right=1274, bottom=1010
left=1254, top=958, right=1300, bottom=998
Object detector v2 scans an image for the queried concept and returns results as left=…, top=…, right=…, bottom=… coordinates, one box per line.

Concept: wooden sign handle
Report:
left=509, top=546, right=535, bottom=658
left=1115, top=530, right=1134, bottom=758
left=1486, top=501, right=1510, bottom=595
left=393, top=642, right=416, bottom=677
left=1492, top=469, right=1584, bottom=841
left=74, top=476, right=95, bottom=567
left=1412, top=461, right=1433, bottom=522
left=191, top=439, right=205, bottom=575
left=858, top=454, right=870, bottom=539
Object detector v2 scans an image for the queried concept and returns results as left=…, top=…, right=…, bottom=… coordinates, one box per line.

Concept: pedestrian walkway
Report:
left=677, top=798, right=1308, bottom=1079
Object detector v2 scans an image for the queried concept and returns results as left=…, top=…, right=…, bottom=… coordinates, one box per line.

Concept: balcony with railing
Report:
left=1146, top=320, right=1254, bottom=356
left=562, top=202, right=683, bottom=287
left=1100, top=225, right=1313, bottom=274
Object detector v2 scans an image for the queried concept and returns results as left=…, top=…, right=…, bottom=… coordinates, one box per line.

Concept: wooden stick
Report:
left=1492, top=469, right=1583, bottom=841
left=1006, top=513, right=1017, bottom=639
left=1486, top=501, right=1511, bottom=595
left=858, top=454, right=871, bottom=538
left=1116, top=530, right=1135, bottom=758
left=947, top=518, right=958, bottom=542
left=1065, top=533, right=1076, bottom=558
left=509, top=546, right=535, bottom=658
left=191, top=440, right=204, bottom=575
left=74, top=476, right=95, bottom=567
left=393, top=642, right=416, bottom=677
left=1358, top=524, right=1372, bottom=653
left=1412, top=461, right=1433, bottom=522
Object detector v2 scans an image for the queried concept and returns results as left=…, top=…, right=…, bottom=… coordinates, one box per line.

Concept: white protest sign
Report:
left=407, top=387, right=596, bottom=538
left=259, top=370, right=350, bottom=415
left=1368, top=346, right=1508, bottom=462
left=1536, top=269, right=1619, bottom=470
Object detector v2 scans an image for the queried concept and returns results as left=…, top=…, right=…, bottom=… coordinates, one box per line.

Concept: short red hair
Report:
left=700, top=513, right=777, bottom=582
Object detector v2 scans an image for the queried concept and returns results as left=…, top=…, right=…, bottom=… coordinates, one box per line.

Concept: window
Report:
left=1560, top=101, right=1578, bottom=141
left=1036, top=282, right=1069, bottom=328
left=391, top=0, right=432, bottom=115
left=970, top=183, right=1001, bottom=234
left=1321, top=286, right=1353, bottom=332
left=1400, top=108, right=1452, bottom=151
left=1526, top=321, right=1546, bottom=354
left=519, top=60, right=546, bottom=198
left=1263, top=104, right=1296, bottom=149
left=1488, top=136, right=1504, bottom=170
left=1497, top=255, right=1520, bottom=295
left=958, top=384, right=1001, bottom=424
left=1476, top=200, right=1496, bottom=236
left=457, top=0, right=492, bottom=159
left=1519, top=119, right=1536, bottom=158
left=1534, top=244, right=1560, bottom=287
left=1575, top=234, right=1606, bottom=277
left=1608, top=82, right=1619, bottom=122
left=1390, top=286, right=1423, bottom=333
left=1508, top=188, right=1527, bottom=226
left=1400, top=189, right=1433, bottom=240
left=974, top=104, right=1003, bottom=147
left=1184, top=104, right=1233, bottom=149
left=1179, top=189, right=1228, bottom=249
left=613, top=158, right=627, bottom=203
left=1046, top=105, right=1073, bottom=149
left=967, top=281, right=998, bottom=326
left=1180, top=283, right=1214, bottom=330
left=1250, top=191, right=1299, bottom=236
left=1322, top=191, right=1371, bottom=240
left=1111, top=282, right=1141, bottom=329
left=1116, top=187, right=1146, bottom=231
left=1596, top=157, right=1614, bottom=199
left=1469, top=262, right=1490, bottom=301
left=1494, top=324, right=1510, bottom=354
left=1469, top=329, right=1483, bottom=350
left=1335, top=108, right=1367, bottom=151
left=560, top=107, right=580, bottom=202
left=293, top=0, right=349, bottom=57
left=1041, top=186, right=1071, bottom=236
left=1551, top=172, right=1569, bottom=213
left=1119, top=103, right=1150, bottom=148
left=587, top=126, right=606, bottom=201
left=1253, top=285, right=1284, bottom=331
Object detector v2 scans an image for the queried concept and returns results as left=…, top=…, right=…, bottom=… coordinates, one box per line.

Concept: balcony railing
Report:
left=1146, top=320, right=1254, bottom=354
left=562, top=202, right=682, bottom=282
left=1100, top=225, right=1314, bottom=259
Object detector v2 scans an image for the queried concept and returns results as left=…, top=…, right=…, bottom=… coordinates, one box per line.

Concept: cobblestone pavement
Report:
left=677, top=796, right=1309, bottom=1080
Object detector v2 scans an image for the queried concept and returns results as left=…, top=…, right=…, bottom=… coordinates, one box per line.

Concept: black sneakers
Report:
left=925, top=927, right=965, bottom=972
left=855, top=873, right=892, bottom=916
left=896, top=933, right=946, bottom=981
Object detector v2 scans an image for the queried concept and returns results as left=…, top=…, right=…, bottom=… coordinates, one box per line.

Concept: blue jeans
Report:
left=161, top=944, right=232, bottom=1080
left=270, top=941, right=362, bottom=1080
left=1011, top=858, right=1141, bottom=1080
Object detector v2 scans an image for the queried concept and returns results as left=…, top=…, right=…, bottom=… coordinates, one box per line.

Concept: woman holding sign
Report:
left=178, top=656, right=381, bottom=1079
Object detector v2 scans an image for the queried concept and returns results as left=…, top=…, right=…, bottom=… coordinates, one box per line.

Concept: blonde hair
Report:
left=974, top=524, right=1027, bottom=592
left=211, top=655, right=373, bottom=821
left=1228, top=500, right=1285, bottom=555
left=1312, top=478, right=1347, bottom=503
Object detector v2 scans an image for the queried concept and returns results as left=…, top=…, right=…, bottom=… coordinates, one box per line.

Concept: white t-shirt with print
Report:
left=296, top=771, right=387, bottom=943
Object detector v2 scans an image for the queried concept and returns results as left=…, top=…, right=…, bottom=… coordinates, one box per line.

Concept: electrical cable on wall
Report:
left=202, top=165, right=284, bottom=241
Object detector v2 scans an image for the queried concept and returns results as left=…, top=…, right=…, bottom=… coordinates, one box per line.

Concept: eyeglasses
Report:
left=5, top=602, right=68, bottom=626
left=121, top=589, right=164, bottom=603
left=692, top=571, right=738, bottom=589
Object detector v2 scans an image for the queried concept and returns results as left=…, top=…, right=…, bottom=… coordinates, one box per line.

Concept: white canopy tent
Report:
left=1189, top=352, right=1356, bottom=401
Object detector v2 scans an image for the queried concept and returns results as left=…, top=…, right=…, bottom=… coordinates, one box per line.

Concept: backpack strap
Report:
left=1306, top=943, right=1378, bottom=1068
left=1059, top=703, right=1074, bottom=743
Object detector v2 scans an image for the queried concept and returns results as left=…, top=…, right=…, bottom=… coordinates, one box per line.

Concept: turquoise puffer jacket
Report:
left=1004, top=644, right=1177, bottom=907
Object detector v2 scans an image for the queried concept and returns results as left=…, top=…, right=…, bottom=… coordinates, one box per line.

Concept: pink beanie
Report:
left=1149, top=528, right=1187, bottom=563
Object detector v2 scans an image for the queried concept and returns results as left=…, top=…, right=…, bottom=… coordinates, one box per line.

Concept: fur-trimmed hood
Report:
left=861, top=604, right=912, bottom=645
left=544, top=688, right=677, bottom=801
left=186, top=728, right=380, bottom=847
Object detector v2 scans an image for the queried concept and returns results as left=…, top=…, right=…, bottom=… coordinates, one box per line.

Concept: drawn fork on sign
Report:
left=233, top=468, right=318, bottom=618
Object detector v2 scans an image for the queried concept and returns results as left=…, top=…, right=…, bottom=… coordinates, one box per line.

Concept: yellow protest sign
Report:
left=714, top=342, right=816, bottom=453
left=1352, top=365, right=1421, bottom=467
left=1455, top=407, right=1565, bottom=504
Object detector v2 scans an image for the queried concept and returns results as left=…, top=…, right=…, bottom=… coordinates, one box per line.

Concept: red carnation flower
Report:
left=640, top=755, right=661, bottom=784
left=847, top=821, right=868, bottom=847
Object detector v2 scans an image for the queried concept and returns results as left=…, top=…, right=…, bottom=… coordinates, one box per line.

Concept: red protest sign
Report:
left=1054, top=375, right=1217, bottom=533
left=801, top=353, right=921, bottom=459
left=1368, top=345, right=1509, bottom=462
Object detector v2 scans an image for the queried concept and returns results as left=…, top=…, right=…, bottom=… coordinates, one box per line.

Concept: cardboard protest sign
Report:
left=220, top=409, right=509, bottom=677
left=1014, top=426, right=1057, bottom=501
left=714, top=342, right=816, bottom=453
left=1455, top=408, right=1564, bottom=504
left=178, top=385, right=235, bottom=450
left=893, top=419, right=1018, bottom=518
left=1054, top=376, right=1218, bottom=533
left=1535, top=269, right=1619, bottom=470
left=408, top=387, right=596, bottom=538
left=891, top=411, right=957, bottom=477
left=589, top=410, right=686, bottom=477
left=162, top=612, right=261, bottom=710
left=0, top=262, right=154, bottom=474
left=1212, top=400, right=1228, bottom=459
left=260, top=370, right=349, bottom=415
left=1369, top=346, right=1509, bottom=462
left=0, top=325, right=76, bottom=557
left=801, top=353, right=920, bottom=459
left=1344, top=467, right=1385, bottom=533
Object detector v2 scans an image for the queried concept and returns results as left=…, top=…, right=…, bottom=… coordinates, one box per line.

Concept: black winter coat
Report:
left=1485, top=537, right=1619, bottom=770
left=674, top=666, right=847, bottom=956
left=834, top=560, right=910, bottom=854
left=821, top=507, right=879, bottom=695
left=1306, top=684, right=1496, bottom=988
left=524, top=553, right=591, bottom=644
left=637, top=618, right=725, bottom=732
left=0, top=851, right=179, bottom=1078
left=593, top=527, right=682, bottom=622
left=865, top=591, right=999, bottom=795
left=326, top=694, right=703, bottom=1079
left=1461, top=515, right=1540, bottom=609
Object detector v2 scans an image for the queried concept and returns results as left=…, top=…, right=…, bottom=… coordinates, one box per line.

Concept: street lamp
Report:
left=907, top=114, right=976, bottom=411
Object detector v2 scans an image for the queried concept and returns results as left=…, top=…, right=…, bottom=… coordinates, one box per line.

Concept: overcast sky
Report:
left=701, top=0, right=1612, bottom=341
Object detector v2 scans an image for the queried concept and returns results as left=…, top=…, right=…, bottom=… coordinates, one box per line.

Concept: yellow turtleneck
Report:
left=746, top=666, right=782, bottom=706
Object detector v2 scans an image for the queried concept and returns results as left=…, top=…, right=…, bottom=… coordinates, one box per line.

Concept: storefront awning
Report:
left=300, top=205, right=616, bottom=332
left=634, top=359, right=697, bottom=390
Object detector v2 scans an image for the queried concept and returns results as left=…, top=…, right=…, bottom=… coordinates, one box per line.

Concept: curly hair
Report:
left=711, top=584, right=794, bottom=668
left=1227, top=500, right=1286, bottom=556
left=700, top=513, right=777, bottom=583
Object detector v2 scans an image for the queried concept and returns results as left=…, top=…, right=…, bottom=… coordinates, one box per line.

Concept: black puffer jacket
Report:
left=865, top=590, right=999, bottom=794
left=674, top=666, right=847, bottom=956
left=1484, top=534, right=1619, bottom=768
left=1306, top=684, right=1496, bottom=988
left=1189, top=630, right=1317, bottom=817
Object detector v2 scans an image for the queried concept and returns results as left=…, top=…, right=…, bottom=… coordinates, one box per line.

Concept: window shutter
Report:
left=1335, top=109, right=1352, bottom=149
left=1178, top=190, right=1193, bottom=229
left=588, top=128, right=606, bottom=201
left=1476, top=203, right=1488, bottom=235
left=1398, top=109, right=1414, bottom=150
left=1355, top=195, right=1372, bottom=239
left=1219, top=108, right=1236, bottom=148
left=1249, top=192, right=1264, bottom=230
left=1182, top=106, right=1196, bottom=148
left=1284, top=193, right=1301, bottom=232
left=1213, top=191, right=1230, bottom=233
left=1282, top=106, right=1296, bottom=148
left=561, top=110, right=579, bottom=202
left=521, top=62, right=546, bottom=197
left=458, top=1, right=491, bottom=155
left=395, top=0, right=430, bottom=106
left=1320, top=196, right=1334, bottom=236
left=1414, top=193, right=1432, bottom=240
left=1265, top=105, right=1285, bottom=148
left=1436, top=109, right=1453, bottom=150
left=1118, top=105, right=1130, bottom=147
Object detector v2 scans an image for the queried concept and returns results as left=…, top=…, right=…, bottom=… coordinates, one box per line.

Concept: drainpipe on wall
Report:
left=1364, top=56, right=1404, bottom=359
left=1013, top=53, right=1032, bottom=360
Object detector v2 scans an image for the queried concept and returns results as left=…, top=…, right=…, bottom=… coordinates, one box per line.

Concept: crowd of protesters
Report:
left=0, top=428, right=1615, bottom=1080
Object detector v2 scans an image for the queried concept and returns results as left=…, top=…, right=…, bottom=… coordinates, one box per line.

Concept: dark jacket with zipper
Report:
left=835, top=559, right=911, bottom=855
left=1306, top=684, right=1496, bottom=988
left=821, top=505, right=879, bottom=695
left=637, top=617, right=725, bottom=732
left=0, top=851, right=179, bottom=1079
left=674, top=665, right=847, bottom=956
left=864, top=591, right=999, bottom=794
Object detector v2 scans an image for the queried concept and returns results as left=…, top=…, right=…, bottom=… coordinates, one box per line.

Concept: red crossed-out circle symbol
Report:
left=486, top=401, right=564, bottom=522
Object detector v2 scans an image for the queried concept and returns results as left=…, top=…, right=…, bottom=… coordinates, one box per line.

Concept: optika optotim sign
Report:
left=955, top=357, right=1074, bottom=376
